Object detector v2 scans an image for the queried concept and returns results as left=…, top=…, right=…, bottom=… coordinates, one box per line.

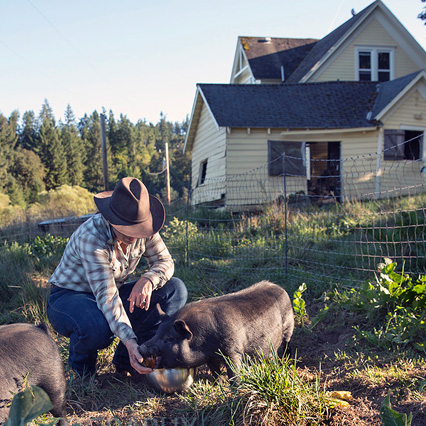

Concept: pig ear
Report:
left=173, top=320, right=193, bottom=341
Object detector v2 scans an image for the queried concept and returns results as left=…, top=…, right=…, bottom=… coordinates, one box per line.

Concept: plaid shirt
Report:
left=49, top=213, right=174, bottom=343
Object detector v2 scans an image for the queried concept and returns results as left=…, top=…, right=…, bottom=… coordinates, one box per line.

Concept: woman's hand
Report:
left=125, top=339, right=153, bottom=375
left=128, top=277, right=153, bottom=313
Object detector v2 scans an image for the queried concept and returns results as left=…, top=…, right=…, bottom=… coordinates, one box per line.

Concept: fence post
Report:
left=185, top=171, right=192, bottom=266
left=282, top=154, right=288, bottom=274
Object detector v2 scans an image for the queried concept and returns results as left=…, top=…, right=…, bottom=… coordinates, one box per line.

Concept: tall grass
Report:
left=179, top=353, right=330, bottom=426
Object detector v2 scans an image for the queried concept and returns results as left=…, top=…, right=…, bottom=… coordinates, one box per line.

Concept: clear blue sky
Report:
left=0, top=0, right=425, bottom=125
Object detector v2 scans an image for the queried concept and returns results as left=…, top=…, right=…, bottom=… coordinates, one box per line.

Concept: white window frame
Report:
left=401, top=125, right=426, bottom=162
left=355, top=46, right=395, bottom=82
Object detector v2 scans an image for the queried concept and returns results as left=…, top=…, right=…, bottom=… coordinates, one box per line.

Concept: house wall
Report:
left=379, top=89, right=426, bottom=198
left=314, top=17, right=420, bottom=82
left=198, top=125, right=382, bottom=206
left=225, top=128, right=307, bottom=207
left=190, top=103, right=227, bottom=205
left=281, top=130, right=380, bottom=201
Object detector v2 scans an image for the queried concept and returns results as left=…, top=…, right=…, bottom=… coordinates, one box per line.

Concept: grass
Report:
left=1, top=194, right=426, bottom=425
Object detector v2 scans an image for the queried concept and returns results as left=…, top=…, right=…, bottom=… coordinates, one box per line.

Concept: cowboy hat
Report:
left=94, top=177, right=165, bottom=238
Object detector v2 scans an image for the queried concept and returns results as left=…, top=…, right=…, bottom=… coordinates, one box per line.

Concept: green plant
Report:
left=380, top=391, right=413, bottom=426
left=293, top=283, right=308, bottom=326
left=27, top=234, right=68, bottom=264
left=230, top=351, right=330, bottom=426
left=315, top=259, right=426, bottom=352
left=5, top=385, right=56, bottom=426
left=353, top=259, right=426, bottom=351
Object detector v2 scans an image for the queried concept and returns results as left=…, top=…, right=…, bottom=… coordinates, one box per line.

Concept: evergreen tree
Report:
left=4, top=175, right=26, bottom=207
left=39, top=118, right=68, bottom=190
left=61, top=105, right=84, bottom=186
left=19, top=110, right=38, bottom=152
left=39, top=99, right=56, bottom=128
left=169, top=117, right=191, bottom=197
left=83, top=111, right=104, bottom=192
left=0, top=111, right=19, bottom=192
left=10, top=148, right=45, bottom=204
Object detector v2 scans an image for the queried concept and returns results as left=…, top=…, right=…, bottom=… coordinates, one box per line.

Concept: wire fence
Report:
left=1, top=136, right=426, bottom=288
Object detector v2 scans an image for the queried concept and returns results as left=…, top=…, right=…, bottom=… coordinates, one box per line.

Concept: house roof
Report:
left=239, top=37, right=318, bottom=81
left=371, top=70, right=423, bottom=118
left=286, top=1, right=377, bottom=83
left=198, top=81, right=378, bottom=129
left=184, top=72, right=426, bottom=152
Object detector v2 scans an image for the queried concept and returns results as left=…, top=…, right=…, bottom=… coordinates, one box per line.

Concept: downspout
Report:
left=375, top=126, right=384, bottom=199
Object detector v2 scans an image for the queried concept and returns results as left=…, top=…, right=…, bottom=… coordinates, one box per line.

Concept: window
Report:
left=198, top=159, right=208, bottom=185
left=268, top=141, right=306, bottom=176
left=357, top=48, right=393, bottom=82
left=384, top=130, right=423, bottom=161
left=359, top=51, right=372, bottom=81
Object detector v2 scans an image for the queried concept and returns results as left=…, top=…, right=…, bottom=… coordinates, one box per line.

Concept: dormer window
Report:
left=357, top=47, right=394, bottom=82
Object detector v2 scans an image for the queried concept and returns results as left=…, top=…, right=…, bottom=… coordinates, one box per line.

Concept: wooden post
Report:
left=100, top=113, right=109, bottom=191
left=375, top=127, right=384, bottom=199
left=165, top=142, right=171, bottom=205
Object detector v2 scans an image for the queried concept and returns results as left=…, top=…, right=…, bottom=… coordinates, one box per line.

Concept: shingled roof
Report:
left=196, top=71, right=423, bottom=131
left=371, top=70, right=422, bottom=117
left=239, top=37, right=318, bottom=81
left=198, top=81, right=378, bottom=130
left=286, top=2, right=377, bottom=83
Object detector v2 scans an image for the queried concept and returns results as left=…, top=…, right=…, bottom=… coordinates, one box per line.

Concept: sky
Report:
left=0, top=0, right=425, bottom=125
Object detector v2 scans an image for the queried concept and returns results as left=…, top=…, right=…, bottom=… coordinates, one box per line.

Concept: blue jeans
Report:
left=47, top=278, right=187, bottom=376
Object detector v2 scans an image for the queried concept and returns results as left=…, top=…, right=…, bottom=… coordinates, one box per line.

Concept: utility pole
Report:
left=100, top=113, right=109, bottom=191
left=165, top=142, right=171, bottom=205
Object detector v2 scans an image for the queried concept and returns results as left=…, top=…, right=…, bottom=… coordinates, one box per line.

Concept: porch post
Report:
left=375, top=127, right=384, bottom=199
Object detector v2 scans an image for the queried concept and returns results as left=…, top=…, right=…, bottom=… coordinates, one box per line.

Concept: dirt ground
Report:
left=292, top=321, right=426, bottom=426
left=61, top=318, right=426, bottom=426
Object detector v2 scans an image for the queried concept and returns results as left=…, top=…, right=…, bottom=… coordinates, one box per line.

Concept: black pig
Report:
left=138, top=280, right=294, bottom=378
left=0, top=323, right=67, bottom=425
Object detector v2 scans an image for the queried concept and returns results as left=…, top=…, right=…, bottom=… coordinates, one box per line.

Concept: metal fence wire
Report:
left=176, top=135, right=426, bottom=286
left=2, top=135, right=426, bottom=287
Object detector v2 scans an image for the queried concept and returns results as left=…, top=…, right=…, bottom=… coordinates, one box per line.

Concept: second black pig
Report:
left=138, top=280, right=294, bottom=378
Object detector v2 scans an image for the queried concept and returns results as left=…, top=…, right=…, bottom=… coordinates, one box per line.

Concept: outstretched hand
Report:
left=124, top=339, right=153, bottom=375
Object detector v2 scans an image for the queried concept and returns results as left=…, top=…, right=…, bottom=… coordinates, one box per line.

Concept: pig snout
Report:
left=138, top=343, right=164, bottom=368
left=138, top=343, right=160, bottom=358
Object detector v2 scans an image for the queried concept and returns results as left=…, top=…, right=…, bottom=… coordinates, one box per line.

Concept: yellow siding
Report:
left=315, top=18, right=419, bottom=82
left=191, top=103, right=227, bottom=205
left=378, top=90, right=426, bottom=198
left=383, top=90, right=426, bottom=128
left=225, top=129, right=307, bottom=206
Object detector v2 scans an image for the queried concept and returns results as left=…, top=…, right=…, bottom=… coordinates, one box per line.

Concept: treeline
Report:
left=0, top=99, right=191, bottom=208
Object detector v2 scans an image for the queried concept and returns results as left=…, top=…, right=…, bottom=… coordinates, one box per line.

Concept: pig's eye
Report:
left=164, top=335, right=175, bottom=344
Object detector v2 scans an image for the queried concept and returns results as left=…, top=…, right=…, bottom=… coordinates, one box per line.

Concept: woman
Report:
left=47, top=177, right=187, bottom=377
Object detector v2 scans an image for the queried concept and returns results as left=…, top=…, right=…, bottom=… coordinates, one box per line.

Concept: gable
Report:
left=230, top=40, right=253, bottom=84
left=231, top=37, right=318, bottom=83
left=286, top=0, right=426, bottom=84
left=381, top=87, right=426, bottom=127
left=312, top=16, right=423, bottom=83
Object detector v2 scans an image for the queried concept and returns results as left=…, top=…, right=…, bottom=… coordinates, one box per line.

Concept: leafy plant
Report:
left=5, top=385, right=56, bottom=426
left=380, top=391, right=413, bottom=426
left=27, top=234, right=68, bottom=263
left=293, top=283, right=308, bottom=326
left=316, top=259, right=426, bottom=352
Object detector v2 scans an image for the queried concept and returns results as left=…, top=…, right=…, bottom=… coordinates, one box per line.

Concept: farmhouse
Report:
left=184, top=0, right=426, bottom=208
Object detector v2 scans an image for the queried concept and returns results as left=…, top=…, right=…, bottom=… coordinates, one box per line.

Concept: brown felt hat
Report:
left=94, top=177, right=165, bottom=238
